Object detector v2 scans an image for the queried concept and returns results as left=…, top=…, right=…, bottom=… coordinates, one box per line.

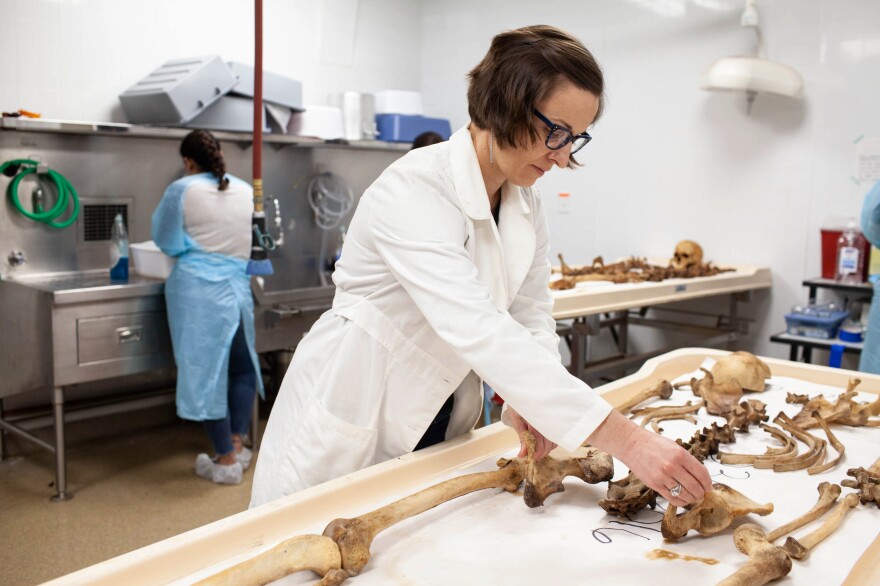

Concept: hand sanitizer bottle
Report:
left=836, top=220, right=866, bottom=283
left=110, top=213, right=129, bottom=281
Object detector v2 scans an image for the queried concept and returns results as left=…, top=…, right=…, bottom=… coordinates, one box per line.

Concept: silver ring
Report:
left=669, top=483, right=682, bottom=498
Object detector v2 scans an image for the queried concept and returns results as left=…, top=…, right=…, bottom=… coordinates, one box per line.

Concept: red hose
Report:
left=253, top=0, right=263, bottom=211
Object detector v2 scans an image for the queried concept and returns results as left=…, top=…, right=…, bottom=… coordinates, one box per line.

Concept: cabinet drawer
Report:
left=76, top=312, right=170, bottom=364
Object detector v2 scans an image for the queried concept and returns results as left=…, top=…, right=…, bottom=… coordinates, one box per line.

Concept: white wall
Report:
left=420, top=0, right=880, bottom=359
left=0, top=0, right=422, bottom=122
left=5, top=0, right=880, bottom=361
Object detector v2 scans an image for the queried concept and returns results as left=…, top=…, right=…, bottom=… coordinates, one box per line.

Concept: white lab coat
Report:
left=249, top=126, right=612, bottom=507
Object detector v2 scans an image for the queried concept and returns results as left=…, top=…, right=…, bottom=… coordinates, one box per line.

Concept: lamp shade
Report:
left=700, top=56, right=804, bottom=99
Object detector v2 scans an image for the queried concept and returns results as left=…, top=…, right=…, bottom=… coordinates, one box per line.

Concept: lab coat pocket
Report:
left=287, top=393, right=379, bottom=490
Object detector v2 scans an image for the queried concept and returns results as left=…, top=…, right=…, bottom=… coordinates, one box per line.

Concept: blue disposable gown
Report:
left=859, top=179, right=880, bottom=374
left=152, top=173, right=264, bottom=421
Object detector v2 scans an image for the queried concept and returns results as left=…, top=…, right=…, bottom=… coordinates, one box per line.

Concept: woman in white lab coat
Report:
left=251, top=25, right=712, bottom=507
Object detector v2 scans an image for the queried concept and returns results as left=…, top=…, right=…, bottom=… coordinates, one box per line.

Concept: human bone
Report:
left=765, top=482, right=841, bottom=543
left=661, top=483, right=773, bottom=540
left=711, top=352, right=772, bottom=392
left=616, top=379, right=673, bottom=415
left=716, top=524, right=792, bottom=586
left=782, top=493, right=861, bottom=560
left=691, top=368, right=744, bottom=415
left=195, top=534, right=342, bottom=586
left=671, top=240, right=704, bottom=270
left=789, top=378, right=880, bottom=429
left=323, top=432, right=612, bottom=579
left=841, top=457, right=880, bottom=508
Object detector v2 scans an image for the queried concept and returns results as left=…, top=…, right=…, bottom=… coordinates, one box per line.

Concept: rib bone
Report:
left=783, top=493, right=861, bottom=560
left=716, top=524, right=792, bottom=586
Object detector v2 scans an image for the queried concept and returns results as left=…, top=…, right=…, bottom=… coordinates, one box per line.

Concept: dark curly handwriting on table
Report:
left=591, top=507, right=664, bottom=544
left=708, top=454, right=752, bottom=480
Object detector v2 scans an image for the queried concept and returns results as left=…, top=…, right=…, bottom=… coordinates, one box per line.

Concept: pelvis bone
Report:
left=661, top=483, right=773, bottom=540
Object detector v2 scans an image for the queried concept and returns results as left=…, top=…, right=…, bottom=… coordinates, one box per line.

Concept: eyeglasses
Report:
left=533, top=109, right=592, bottom=154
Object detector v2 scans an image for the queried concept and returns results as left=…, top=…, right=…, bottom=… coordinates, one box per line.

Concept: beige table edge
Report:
left=550, top=265, right=772, bottom=319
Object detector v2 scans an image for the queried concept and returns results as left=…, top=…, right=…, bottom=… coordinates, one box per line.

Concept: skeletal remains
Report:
left=198, top=432, right=612, bottom=585
left=717, top=459, right=880, bottom=585
left=549, top=239, right=733, bottom=290
left=198, top=363, right=876, bottom=585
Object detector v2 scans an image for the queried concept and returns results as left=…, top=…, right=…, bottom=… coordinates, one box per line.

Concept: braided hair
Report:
left=180, top=129, right=230, bottom=190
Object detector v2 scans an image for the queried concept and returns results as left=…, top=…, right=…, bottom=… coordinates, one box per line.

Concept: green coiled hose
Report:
left=1, top=158, right=79, bottom=229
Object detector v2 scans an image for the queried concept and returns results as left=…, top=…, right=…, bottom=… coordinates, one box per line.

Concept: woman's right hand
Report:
left=586, top=409, right=713, bottom=507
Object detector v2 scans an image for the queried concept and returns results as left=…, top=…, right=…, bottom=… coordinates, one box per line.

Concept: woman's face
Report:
left=495, top=81, right=599, bottom=187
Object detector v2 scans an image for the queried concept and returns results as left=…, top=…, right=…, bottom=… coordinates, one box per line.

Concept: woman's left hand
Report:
left=505, top=407, right=557, bottom=460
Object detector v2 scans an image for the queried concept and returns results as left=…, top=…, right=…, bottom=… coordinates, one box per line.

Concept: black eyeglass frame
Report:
left=533, top=109, right=592, bottom=154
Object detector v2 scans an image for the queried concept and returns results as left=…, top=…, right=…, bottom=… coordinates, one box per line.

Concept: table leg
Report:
left=251, top=392, right=261, bottom=450
left=50, top=386, right=72, bottom=501
left=0, top=397, right=6, bottom=460
left=804, top=346, right=813, bottom=363
left=789, top=344, right=798, bottom=362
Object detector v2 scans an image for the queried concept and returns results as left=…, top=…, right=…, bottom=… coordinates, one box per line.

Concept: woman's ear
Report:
left=182, top=157, right=198, bottom=174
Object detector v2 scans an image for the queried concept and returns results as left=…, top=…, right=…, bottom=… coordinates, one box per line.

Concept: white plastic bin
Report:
left=130, top=241, right=176, bottom=280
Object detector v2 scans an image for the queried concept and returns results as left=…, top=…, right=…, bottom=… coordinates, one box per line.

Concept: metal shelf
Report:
left=0, top=116, right=412, bottom=152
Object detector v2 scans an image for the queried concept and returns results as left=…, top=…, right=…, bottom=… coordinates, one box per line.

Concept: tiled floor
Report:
left=0, top=407, right=258, bottom=586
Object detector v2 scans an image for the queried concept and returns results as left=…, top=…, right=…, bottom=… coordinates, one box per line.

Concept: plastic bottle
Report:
left=835, top=220, right=866, bottom=283
left=109, top=213, right=129, bottom=281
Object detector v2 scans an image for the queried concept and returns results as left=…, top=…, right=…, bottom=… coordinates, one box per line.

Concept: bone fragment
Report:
left=323, top=432, right=612, bottom=578
left=194, top=534, right=342, bottom=586
left=599, top=472, right=657, bottom=518
left=716, top=524, right=792, bottom=586
left=693, top=368, right=743, bottom=415
left=661, top=483, right=773, bottom=540
left=616, top=379, right=674, bottom=415
left=841, top=457, right=880, bottom=507
left=783, top=493, right=861, bottom=560
left=765, top=482, right=841, bottom=543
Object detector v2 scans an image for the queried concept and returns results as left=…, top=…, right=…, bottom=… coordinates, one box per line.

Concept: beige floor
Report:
left=0, top=401, right=503, bottom=586
left=0, top=407, right=259, bottom=586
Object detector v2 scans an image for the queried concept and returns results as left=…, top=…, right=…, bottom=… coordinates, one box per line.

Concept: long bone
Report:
left=323, top=432, right=613, bottom=579
left=716, top=524, right=792, bottom=586
left=194, top=534, right=342, bottom=586
left=765, top=482, right=841, bottom=543
left=782, top=493, right=861, bottom=560
left=616, top=379, right=674, bottom=415
left=661, top=483, right=773, bottom=540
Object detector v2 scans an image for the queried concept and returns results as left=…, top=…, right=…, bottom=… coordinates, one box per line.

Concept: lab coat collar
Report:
left=449, top=126, right=531, bottom=220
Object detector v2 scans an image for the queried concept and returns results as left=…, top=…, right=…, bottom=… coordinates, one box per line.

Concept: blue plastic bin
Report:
left=375, top=114, right=451, bottom=143
left=784, top=310, right=849, bottom=339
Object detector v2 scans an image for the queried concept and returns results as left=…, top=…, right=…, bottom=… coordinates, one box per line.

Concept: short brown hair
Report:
left=467, top=25, right=604, bottom=165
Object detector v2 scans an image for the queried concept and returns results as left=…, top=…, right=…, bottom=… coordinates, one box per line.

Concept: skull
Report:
left=671, top=240, right=703, bottom=270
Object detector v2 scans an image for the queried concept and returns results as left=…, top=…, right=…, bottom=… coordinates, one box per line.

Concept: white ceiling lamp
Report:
left=700, top=0, right=804, bottom=113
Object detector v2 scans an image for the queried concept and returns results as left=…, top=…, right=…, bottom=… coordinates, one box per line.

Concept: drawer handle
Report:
left=116, top=326, right=143, bottom=344
left=269, top=305, right=303, bottom=319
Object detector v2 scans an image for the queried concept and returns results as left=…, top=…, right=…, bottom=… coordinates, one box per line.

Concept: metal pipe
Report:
left=0, top=418, right=56, bottom=453
left=51, top=386, right=71, bottom=501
